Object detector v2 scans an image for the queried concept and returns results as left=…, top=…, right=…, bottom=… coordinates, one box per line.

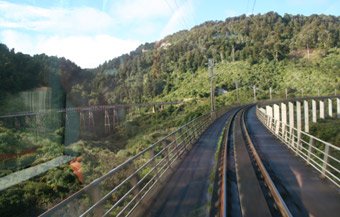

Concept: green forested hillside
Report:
left=0, top=44, right=92, bottom=113
left=76, top=12, right=340, bottom=105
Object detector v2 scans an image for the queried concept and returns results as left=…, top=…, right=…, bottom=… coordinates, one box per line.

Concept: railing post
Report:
left=284, top=123, right=289, bottom=143
left=297, top=130, right=301, bottom=152
left=290, top=128, right=295, bottom=151
left=321, top=144, right=330, bottom=178
left=191, top=122, right=199, bottom=141
left=162, top=141, right=171, bottom=168
left=176, top=128, right=183, bottom=148
left=173, top=129, right=184, bottom=160
left=130, top=174, right=141, bottom=200
left=187, top=125, right=195, bottom=148
left=89, top=184, right=104, bottom=216
left=149, top=148, right=160, bottom=180
left=307, top=137, right=314, bottom=164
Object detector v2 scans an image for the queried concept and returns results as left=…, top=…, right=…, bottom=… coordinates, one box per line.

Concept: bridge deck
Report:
left=143, top=111, right=230, bottom=217
left=246, top=106, right=340, bottom=217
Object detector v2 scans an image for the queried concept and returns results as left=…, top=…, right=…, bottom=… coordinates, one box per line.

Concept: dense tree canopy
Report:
left=89, top=13, right=339, bottom=104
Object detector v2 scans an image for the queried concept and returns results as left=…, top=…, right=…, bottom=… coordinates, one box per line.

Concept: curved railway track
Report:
left=213, top=106, right=292, bottom=217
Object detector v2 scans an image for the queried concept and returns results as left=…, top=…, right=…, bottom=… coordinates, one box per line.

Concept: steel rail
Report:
left=217, top=108, right=240, bottom=217
left=214, top=106, right=292, bottom=217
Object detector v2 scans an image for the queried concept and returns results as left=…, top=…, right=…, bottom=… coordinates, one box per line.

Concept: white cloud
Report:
left=0, top=1, right=141, bottom=68
left=0, top=0, right=196, bottom=68
left=38, top=35, right=140, bottom=68
left=0, top=1, right=115, bottom=34
left=1, top=30, right=140, bottom=68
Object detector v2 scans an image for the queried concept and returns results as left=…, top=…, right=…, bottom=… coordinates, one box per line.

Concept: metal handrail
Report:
left=39, top=105, right=232, bottom=217
left=256, top=107, right=340, bottom=188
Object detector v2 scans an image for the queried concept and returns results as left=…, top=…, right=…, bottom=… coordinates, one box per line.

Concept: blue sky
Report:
left=0, top=0, right=339, bottom=68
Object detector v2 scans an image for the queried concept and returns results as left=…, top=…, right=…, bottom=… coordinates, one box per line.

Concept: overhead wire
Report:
left=251, top=0, right=257, bottom=15
left=174, top=0, right=191, bottom=30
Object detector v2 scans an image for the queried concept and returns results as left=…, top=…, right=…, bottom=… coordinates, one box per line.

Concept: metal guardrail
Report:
left=256, top=107, right=340, bottom=188
left=39, top=106, right=231, bottom=217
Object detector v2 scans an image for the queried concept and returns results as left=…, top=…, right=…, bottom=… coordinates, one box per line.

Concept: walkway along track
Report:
left=213, top=106, right=292, bottom=217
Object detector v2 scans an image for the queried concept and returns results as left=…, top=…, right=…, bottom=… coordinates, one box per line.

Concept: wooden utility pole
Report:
left=307, top=43, right=310, bottom=59
left=208, top=59, right=216, bottom=114
left=235, top=81, right=239, bottom=103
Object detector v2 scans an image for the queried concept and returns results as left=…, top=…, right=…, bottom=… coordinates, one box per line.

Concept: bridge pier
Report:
left=113, top=109, right=117, bottom=126
left=104, top=110, right=110, bottom=134
left=328, top=99, right=333, bottom=117
left=14, top=117, right=20, bottom=129
left=296, top=101, right=302, bottom=132
left=288, top=102, right=295, bottom=149
left=88, top=111, right=94, bottom=129
left=265, top=105, right=273, bottom=128
left=304, top=100, right=309, bottom=133
left=312, top=100, right=317, bottom=123
left=288, top=102, right=294, bottom=129
left=296, top=101, right=302, bottom=150
left=337, top=98, right=340, bottom=118
left=319, top=100, right=325, bottom=119
left=260, top=97, right=339, bottom=137
left=281, top=103, right=287, bottom=141
left=80, top=112, right=85, bottom=131
left=152, top=105, right=156, bottom=113
left=273, top=104, right=280, bottom=135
